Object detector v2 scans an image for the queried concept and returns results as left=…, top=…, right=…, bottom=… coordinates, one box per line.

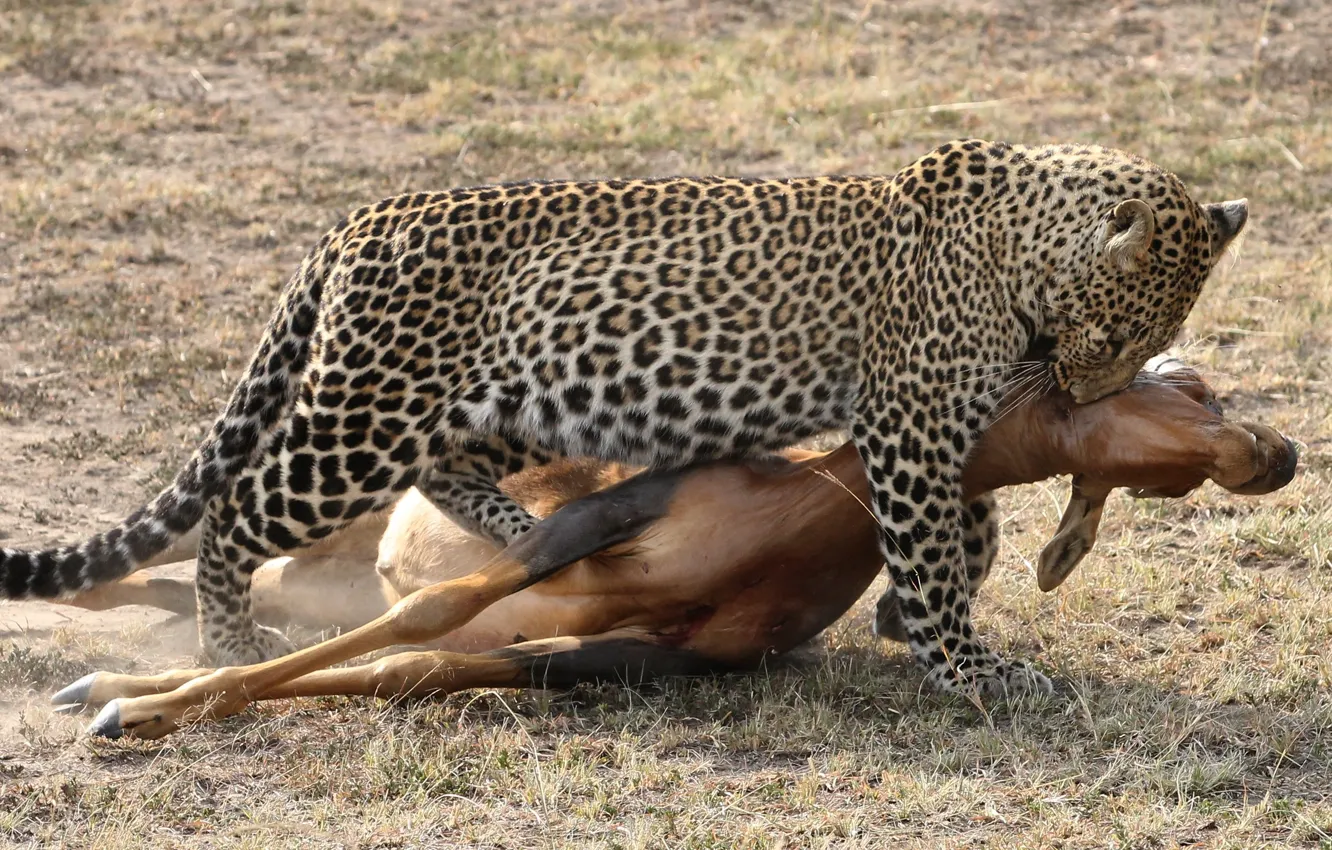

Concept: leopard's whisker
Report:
left=987, top=373, right=1053, bottom=431
left=948, top=359, right=1048, bottom=377
left=943, top=364, right=1052, bottom=414
left=936, top=362, right=1045, bottom=390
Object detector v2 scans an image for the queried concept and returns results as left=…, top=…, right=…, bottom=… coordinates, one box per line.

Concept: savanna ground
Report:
left=0, top=0, right=1330, bottom=846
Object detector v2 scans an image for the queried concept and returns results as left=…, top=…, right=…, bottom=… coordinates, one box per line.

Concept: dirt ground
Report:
left=1, top=0, right=1330, bottom=847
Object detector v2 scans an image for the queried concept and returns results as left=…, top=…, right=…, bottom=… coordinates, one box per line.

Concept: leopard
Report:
left=0, top=139, right=1248, bottom=697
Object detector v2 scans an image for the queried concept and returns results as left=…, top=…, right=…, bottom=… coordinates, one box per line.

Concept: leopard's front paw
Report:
left=924, top=656, right=1053, bottom=699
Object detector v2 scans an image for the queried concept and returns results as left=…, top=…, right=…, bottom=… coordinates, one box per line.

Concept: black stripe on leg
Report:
left=500, top=466, right=689, bottom=591
left=498, top=638, right=726, bottom=689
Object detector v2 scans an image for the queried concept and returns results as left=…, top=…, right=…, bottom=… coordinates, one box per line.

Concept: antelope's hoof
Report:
left=88, top=701, right=125, bottom=740
left=51, top=673, right=101, bottom=714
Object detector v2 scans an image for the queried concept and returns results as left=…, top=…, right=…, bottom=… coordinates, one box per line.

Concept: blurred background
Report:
left=1, top=2, right=1330, bottom=847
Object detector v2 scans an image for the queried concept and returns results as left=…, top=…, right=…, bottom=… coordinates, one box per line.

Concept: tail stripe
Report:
left=57, top=550, right=87, bottom=591
left=30, top=552, right=61, bottom=597
left=1, top=551, right=33, bottom=597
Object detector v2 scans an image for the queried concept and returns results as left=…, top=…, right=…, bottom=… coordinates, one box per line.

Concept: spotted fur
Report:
left=1, top=140, right=1248, bottom=695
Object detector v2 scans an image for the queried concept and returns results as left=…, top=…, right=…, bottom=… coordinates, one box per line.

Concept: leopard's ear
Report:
left=1037, top=479, right=1112, bottom=592
left=1102, top=199, right=1156, bottom=272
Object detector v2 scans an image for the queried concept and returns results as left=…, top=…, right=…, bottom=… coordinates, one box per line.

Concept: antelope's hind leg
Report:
left=258, top=629, right=721, bottom=702
left=61, top=572, right=198, bottom=618
left=59, top=466, right=688, bottom=739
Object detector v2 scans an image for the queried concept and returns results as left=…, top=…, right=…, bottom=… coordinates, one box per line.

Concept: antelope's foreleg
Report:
left=53, top=667, right=216, bottom=712
left=1036, top=478, right=1112, bottom=592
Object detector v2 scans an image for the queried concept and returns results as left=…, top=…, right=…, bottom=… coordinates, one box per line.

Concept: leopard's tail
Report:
left=1, top=225, right=344, bottom=600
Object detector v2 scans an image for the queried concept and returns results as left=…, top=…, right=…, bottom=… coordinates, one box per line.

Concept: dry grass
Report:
left=1, top=0, right=1330, bottom=847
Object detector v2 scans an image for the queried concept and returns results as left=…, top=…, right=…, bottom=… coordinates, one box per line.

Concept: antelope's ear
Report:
left=873, top=591, right=908, bottom=643
left=1102, top=199, right=1156, bottom=272
left=1202, top=198, right=1248, bottom=257
left=1037, top=479, right=1112, bottom=592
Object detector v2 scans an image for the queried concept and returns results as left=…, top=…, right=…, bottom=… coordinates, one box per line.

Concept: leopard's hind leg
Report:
left=194, top=400, right=430, bottom=664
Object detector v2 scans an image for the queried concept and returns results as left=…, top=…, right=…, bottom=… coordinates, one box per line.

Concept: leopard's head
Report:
left=1036, top=150, right=1247, bottom=403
